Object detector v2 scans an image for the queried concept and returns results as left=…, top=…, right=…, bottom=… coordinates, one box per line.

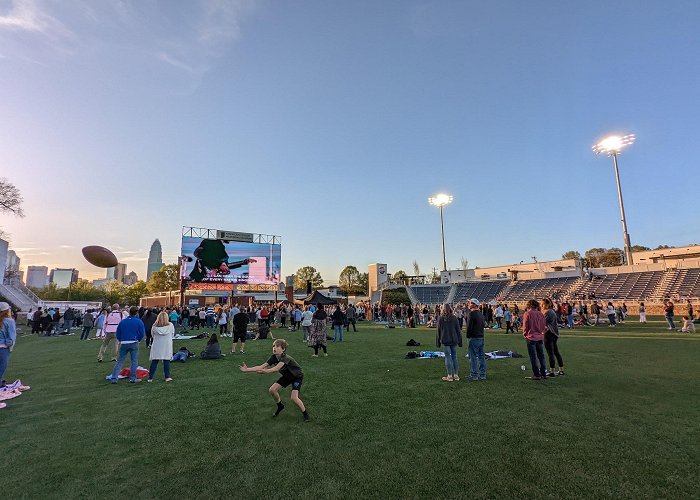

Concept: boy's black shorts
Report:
left=276, top=375, right=303, bottom=391
left=233, top=330, right=247, bottom=342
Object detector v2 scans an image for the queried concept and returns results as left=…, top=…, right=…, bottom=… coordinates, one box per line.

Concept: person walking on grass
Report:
left=98, top=305, right=125, bottom=362
left=332, top=305, right=345, bottom=342
left=148, top=311, right=174, bottom=382
left=308, top=306, right=328, bottom=357
left=664, top=300, right=675, bottom=330
left=606, top=302, right=617, bottom=327
left=639, top=302, right=647, bottom=323
left=466, top=298, right=486, bottom=381
left=109, top=307, right=145, bottom=384
left=542, top=298, right=565, bottom=376
left=240, top=339, right=310, bottom=422
left=522, top=299, right=547, bottom=381
left=80, top=309, right=94, bottom=340
left=436, top=303, right=462, bottom=382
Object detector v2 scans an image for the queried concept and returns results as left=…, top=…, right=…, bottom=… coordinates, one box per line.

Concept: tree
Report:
left=294, top=266, right=323, bottom=291
left=631, top=245, right=651, bottom=252
left=124, top=281, right=149, bottom=306
left=148, top=264, right=180, bottom=292
left=0, top=178, right=24, bottom=217
left=584, top=247, right=624, bottom=268
left=339, top=265, right=361, bottom=294
left=654, top=245, right=671, bottom=250
left=562, top=250, right=581, bottom=260
left=392, top=270, right=407, bottom=284
left=460, top=257, right=469, bottom=272
left=357, top=272, right=369, bottom=294
left=103, top=280, right=128, bottom=306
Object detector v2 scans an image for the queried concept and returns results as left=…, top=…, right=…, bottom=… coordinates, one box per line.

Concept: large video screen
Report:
left=180, top=236, right=281, bottom=286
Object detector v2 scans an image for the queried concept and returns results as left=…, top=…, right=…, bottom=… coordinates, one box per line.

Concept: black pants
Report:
left=505, top=321, right=514, bottom=334
left=219, top=324, right=227, bottom=335
left=496, top=317, right=502, bottom=328
left=281, top=317, right=286, bottom=327
left=544, top=332, right=563, bottom=369
left=346, top=318, right=357, bottom=332
left=313, top=343, right=327, bottom=355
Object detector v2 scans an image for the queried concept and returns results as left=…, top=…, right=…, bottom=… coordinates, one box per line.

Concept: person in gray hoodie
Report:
left=436, top=303, right=462, bottom=382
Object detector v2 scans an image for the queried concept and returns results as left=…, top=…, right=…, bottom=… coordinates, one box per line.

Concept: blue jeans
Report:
left=149, top=359, right=171, bottom=379
left=171, top=351, right=188, bottom=362
left=207, top=316, right=215, bottom=328
left=468, top=338, right=486, bottom=379
left=666, top=316, right=675, bottom=329
left=80, top=326, right=91, bottom=340
left=443, top=345, right=459, bottom=376
left=526, top=340, right=547, bottom=377
left=567, top=314, right=574, bottom=328
left=111, top=343, right=140, bottom=382
left=0, top=348, right=11, bottom=381
left=62, top=319, right=73, bottom=333
left=333, top=325, right=343, bottom=342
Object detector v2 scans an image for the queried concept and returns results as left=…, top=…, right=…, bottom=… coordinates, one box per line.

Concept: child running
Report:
left=239, top=339, right=310, bottom=422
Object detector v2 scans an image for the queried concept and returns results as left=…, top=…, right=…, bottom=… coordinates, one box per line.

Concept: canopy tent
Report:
left=303, top=291, right=338, bottom=305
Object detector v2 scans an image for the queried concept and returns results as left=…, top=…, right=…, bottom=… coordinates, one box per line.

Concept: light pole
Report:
left=428, top=193, right=453, bottom=272
left=592, top=134, right=635, bottom=266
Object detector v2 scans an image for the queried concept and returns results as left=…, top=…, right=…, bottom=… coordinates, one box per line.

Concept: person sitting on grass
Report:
left=239, top=339, right=310, bottom=422
left=680, top=316, right=695, bottom=333
left=200, top=333, right=224, bottom=359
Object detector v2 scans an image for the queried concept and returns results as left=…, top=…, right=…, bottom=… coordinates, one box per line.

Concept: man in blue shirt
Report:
left=109, top=306, right=145, bottom=384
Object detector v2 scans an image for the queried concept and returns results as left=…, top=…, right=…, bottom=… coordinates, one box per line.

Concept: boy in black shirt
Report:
left=240, top=339, right=310, bottom=422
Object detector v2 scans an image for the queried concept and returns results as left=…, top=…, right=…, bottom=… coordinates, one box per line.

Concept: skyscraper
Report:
left=147, top=239, right=164, bottom=282
left=26, top=266, right=49, bottom=288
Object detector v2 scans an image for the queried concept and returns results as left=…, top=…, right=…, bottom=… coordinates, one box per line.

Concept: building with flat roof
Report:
left=50, top=268, right=79, bottom=289
left=26, top=266, right=49, bottom=288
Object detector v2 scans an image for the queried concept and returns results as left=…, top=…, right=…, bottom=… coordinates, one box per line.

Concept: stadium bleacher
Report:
left=452, top=281, right=508, bottom=303
left=575, top=271, right=663, bottom=300
left=410, top=285, right=450, bottom=305
left=498, top=276, right=579, bottom=302
left=655, top=268, right=700, bottom=299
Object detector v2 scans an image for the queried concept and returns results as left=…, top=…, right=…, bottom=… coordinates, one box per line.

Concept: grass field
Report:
left=2, top=318, right=699, bottom=499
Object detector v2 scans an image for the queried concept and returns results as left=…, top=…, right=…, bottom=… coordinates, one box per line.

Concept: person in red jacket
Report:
left=522, top=299, right=547, bottom=380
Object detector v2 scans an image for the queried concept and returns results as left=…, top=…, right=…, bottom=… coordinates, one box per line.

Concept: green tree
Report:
left=357, top=272, right=369, bottom=295
left=631, top=245, right=651, bottom=252
left=124, top=281, right=150, bottom=306
left=294, top=266, right=323, bottom=291
left=148, top=264, right=180, bottom=292
left=654, top=245, right=671, bottom=250
left=392, top=270, right=407, bottom=282
left=562, top=250, right=581, bottom=260
left=68, top=279, right=103, bottom=301
left=339, top=266, right=361, bottom=294
left=103, top=280, right=128, bottom=306
left=585, top=247, right=624, bottom=267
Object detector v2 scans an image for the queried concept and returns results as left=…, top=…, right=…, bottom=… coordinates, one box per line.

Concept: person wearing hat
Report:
left=466, top=299, right=486, bottom=381
left=0, top=302, right=17, bottom=383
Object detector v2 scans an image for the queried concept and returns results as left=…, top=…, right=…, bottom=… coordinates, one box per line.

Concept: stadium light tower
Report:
left=592, top=133, right=635, bottom=266
left=428, top=193, right=453, bottom=272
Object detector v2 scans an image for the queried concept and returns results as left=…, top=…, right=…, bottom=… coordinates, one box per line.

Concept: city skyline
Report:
left=2, top=2, right=699, bottom=283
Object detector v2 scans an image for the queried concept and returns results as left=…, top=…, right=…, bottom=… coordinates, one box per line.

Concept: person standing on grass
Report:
left=606, top=302, right=616, bottom=327
left=292, top=305, right=302, bottom=331
left=148, top=311, right=174, bottom=382
left=465, top=299, right=486, bottom=381
left=639, top=302, right=647, bottom=323
left=522, top=299, right=547, bottom=381
left=332, top=305, right=345, bottom=342
left=217, top=308, right=228, bottom=336
left=687, top=302, right=694, bottom=321
left=436, top=303, right=462, bottom=382
left=239, top=339, right=310, bottom=422
left=0, top=302, right=17, bottom=383
left=664, top=300, right=675, bottom=330
left=98, top=305, right=126, bottom=362
left=542, top=298, right=565, bottom=376
left=301, top=306, right=313, bottom=342
left=231, top=307, right=250, bottom=354
left=109, top=307, right=146, bottom=384
left=308, top=306, right=328, bottom=357
left=80, top=309, right=94, bottom=340
left=141, top=308, right=158, bottom=348
left=504, top=307, right=514, bottom=334
left=346, top=304, right=358, bottom=332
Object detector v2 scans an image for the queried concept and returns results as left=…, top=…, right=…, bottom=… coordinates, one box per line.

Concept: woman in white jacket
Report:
left=148, top=311, right=175, bottom=382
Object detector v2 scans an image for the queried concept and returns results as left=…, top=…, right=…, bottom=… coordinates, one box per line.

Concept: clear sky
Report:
left=2, top=0, right=699, bottom=284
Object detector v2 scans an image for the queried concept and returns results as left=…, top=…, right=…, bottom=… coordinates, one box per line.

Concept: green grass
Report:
left=2, top=318, right=699, bottom=499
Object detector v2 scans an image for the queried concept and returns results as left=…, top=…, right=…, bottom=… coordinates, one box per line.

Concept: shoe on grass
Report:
left=526, top=376, right=542, bottom=381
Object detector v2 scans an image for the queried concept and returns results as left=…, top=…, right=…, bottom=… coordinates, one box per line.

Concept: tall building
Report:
left=6, top=250, right=20, bottom=272
left=106, top=263, right=127, bottom=283
left=147, top=239, right=164, bottom=282
left=26, top=266, right=49, bottom=288
left=124, top=271, right=138, bottom=286
left=50, top=268, right=79, bottom=288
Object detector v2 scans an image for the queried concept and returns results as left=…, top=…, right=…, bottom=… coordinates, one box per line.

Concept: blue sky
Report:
left=2, top=0, right=699, bottom=284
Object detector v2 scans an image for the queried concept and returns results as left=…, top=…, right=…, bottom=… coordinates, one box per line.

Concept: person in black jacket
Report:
left=466, top=299, right=486, bottom=381
left=141, top=309, right=158, bottom=348
left=331, top=305, right=345, bottom=342
left=436, top=303, right=462, bottom=382
left=231, top=308, right=250, bottom=354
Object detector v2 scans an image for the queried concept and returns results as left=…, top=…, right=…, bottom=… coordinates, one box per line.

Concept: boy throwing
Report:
left=240, top=339, right=310, bottom=422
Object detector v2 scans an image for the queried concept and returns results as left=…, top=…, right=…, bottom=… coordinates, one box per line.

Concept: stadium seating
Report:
left=655, top=268, right=700, bottom=299
left=574, top=271, right=664, bottom=300
left=498, top=276, right=579, bottom=301
left=410, top=285, right=451, bottom=305
left=452, top=281, right=509, bottom=303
